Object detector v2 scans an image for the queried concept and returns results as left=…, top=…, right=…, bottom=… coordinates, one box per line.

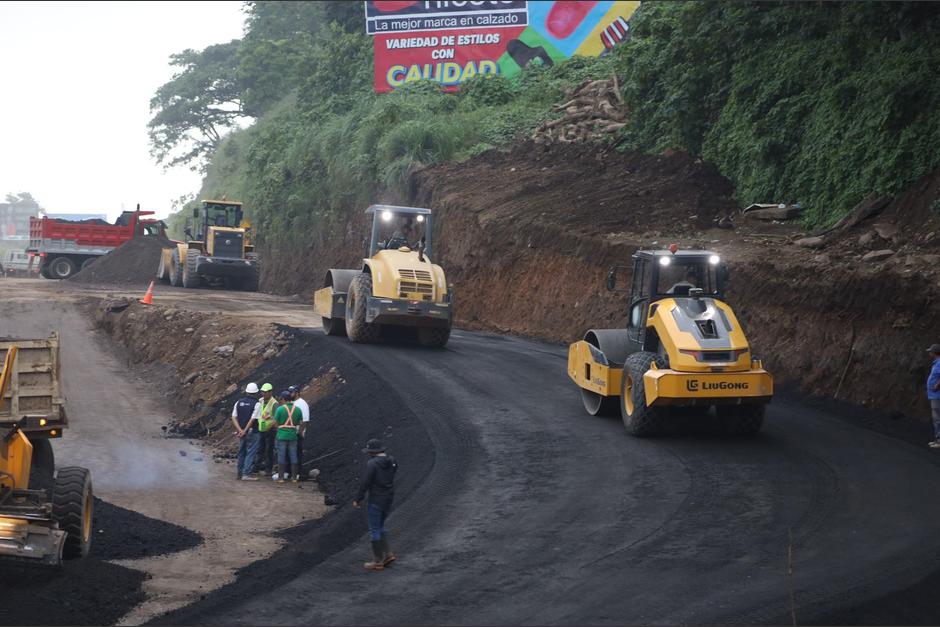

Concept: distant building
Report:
left=0, top=199, right=40, bottom=240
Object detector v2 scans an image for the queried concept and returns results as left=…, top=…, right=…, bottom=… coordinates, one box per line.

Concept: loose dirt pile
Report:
left=0, top=499, right=201, bottom=626
left=70, top=235, right=170, bottom=285
left=91, top=301, right=431, bottom=506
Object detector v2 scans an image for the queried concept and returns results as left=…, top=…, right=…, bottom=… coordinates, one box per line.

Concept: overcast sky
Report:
left=0, top=1, right=246, bottom=220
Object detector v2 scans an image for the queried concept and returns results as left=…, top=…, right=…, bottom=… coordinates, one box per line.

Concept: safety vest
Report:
left=280, top=403, right=299, bottom=430
left=258, top=397, right=278, bottom=432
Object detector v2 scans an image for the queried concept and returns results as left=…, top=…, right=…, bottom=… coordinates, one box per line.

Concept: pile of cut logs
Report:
left=532, top=76, right=627, bottom=144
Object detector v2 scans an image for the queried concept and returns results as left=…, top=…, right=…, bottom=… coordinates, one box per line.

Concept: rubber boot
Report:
left=380, top=532, right=396, bottom=566
left=364, top=540, right=385, bottom=571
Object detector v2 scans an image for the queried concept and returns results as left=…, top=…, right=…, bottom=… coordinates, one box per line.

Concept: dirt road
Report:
left=6, top=279, right=940, bottom=624
left=0, top=281, right=326, bottom=624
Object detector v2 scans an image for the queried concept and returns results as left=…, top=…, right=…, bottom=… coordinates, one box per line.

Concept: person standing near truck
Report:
left=273, top=390, right=302, bottom=483
left=231, top=383, right=262, bottom=481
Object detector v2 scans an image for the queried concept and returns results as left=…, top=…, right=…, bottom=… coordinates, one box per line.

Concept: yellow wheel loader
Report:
left=568, top=247, right=773, bottom=436
left=0, top=333, right=93, bottom=565
left=157, top=199, right=259, bottom=291
left=314, top=205, right=453, bottom=347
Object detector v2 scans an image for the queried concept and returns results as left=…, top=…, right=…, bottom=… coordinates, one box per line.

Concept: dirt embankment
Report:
left=257, top=141, right=940, bottom=424
left=90, top=299, right=427, bottom=505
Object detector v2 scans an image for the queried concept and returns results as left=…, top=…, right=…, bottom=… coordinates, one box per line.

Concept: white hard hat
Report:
left=245, top=382, right=259, bottom=394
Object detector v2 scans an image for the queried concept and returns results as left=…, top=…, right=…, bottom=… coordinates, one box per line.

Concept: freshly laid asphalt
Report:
left=161, top=326, right=940, bottom=625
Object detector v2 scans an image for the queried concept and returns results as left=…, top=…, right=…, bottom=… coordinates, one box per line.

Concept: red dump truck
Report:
left=27, top=208, right=164, bottom=279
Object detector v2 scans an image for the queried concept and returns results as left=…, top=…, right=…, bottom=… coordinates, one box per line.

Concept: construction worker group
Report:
left=231, top=382, right=311, bottom=483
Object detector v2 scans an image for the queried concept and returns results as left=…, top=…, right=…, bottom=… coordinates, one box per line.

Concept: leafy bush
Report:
left=614, top=1, right=940, bottom=226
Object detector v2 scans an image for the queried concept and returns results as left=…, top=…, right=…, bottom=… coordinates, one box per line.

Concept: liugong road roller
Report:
left=314, top=205, right=452, bottom=347
left=568, top=246, right=773, bottom=436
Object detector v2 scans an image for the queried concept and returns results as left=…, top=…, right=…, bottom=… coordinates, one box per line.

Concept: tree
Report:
left=148, top=41, right=246, bottom=171
left=5, top=192, right=37, bottom=205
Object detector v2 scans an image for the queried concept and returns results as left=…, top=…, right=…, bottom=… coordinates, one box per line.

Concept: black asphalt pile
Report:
left=91, top=497, right=203, bottom=561
left=70, top=235, right=170, bottom=285
left=0, top=498, right=200, bottom=626
left=154, top=328, right=433, bottom=625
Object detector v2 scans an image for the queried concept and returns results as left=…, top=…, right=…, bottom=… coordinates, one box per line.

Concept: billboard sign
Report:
left=365, top=1, right=528, bottom=35
left=367, top=1, right=640, bottom=92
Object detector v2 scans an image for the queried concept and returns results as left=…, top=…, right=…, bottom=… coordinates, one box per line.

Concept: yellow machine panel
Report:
left=643, top=363, right=774, bottom=406
left=648, top=298, right=752, bottom=373
left=567, top=340, right=622, bottom=397
left=364, top=249, right=448, bottom=302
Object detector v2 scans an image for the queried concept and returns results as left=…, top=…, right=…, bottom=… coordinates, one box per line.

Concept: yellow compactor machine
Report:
left=314, top=205, right=452, bottom=347
left=157, top=199, right=259, bottom=290
left=568, top=247, right=773, bottom=436
left=0, top=334, right=93, bottom=565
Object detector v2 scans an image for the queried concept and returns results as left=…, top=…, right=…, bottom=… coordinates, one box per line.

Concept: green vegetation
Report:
left=155, top=1, right=940, bottom=240
left=615, top=2, right=940, bottom=226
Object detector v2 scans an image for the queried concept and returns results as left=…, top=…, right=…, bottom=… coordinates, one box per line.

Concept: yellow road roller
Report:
left=314, top=205, right=452, bottom=347
left=568, top=247, right=773, bottom=436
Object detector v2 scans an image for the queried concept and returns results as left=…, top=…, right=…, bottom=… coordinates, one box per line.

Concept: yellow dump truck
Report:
left=314, top=205, right=452, bottom=347
left=568, top=248, right=773, bottom=436
left=0, top=333, right=93, bottom=564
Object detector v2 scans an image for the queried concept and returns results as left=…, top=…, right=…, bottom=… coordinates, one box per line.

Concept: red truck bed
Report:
left=27, top=209, right=158, bottom=279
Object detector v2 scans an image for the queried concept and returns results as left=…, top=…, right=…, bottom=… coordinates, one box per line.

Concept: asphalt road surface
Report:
left=168, top=326, right=940, bottom=625
left=6, top=280, right=939, bottom=625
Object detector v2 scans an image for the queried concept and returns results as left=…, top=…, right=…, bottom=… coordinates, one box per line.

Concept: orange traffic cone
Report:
left=140, top=281, right=155, bottom=305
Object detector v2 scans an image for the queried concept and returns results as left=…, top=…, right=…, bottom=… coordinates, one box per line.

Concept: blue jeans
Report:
left=367, top=502, right=390, bottom=541
left=276, top=440, right=298, bottom=473
left=237, top=431, right=261, bottom=477
left=931, top=400, right=940, bottom=439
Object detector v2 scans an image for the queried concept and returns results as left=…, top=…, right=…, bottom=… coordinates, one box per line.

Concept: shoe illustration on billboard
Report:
left=600, top=16, right=631, bottom=50
left=506, top=39, right=554, bottom=69
left=545, top=0, right=599, bottom=40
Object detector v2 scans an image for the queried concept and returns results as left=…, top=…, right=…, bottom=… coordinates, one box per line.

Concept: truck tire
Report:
left=345, top=273, right=381, bottom=344
left=417, top=326, right=450, bottom=348
left=28, top=438, right=55, bottom=499
left=621, top=351, right=668, bottom=437
left=718, top=404, right=765, bottom=435
left=241, top=263, right=260, bottom=291
left=182, top=249, right=201, bottom=288
left=322, top=315, right=347, bottom=337
left=156, top=254, right=169, bottom=283
left=169, top=250, right=183, bottom=287
left=39, top=263, right=52, bottom=279
left=53, top=466, right=93, bottom=560
left=48, top=257, right=77, bottom=280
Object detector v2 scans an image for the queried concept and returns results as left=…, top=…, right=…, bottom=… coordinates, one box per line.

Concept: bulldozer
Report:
left=157, top=199, right=259, bottom=290
left=314, top=205, right=453, bottom=347
left=0, top=333, right=93, bottom=565
left=568, top=246, right=773, bottom=436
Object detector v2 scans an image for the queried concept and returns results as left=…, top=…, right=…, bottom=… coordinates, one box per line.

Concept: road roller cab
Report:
left=313, top=205, right=453, bottom=347
left=568, top=247, right=773, bottom=436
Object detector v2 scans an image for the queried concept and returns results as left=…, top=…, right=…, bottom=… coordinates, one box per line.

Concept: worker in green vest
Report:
left=255, top=383, right=278, bottom=476
left=273, top=390, right=303, bottom=483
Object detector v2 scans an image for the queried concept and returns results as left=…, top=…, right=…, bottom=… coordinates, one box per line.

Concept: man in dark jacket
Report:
left=353, top=438, right=398, bottom=571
